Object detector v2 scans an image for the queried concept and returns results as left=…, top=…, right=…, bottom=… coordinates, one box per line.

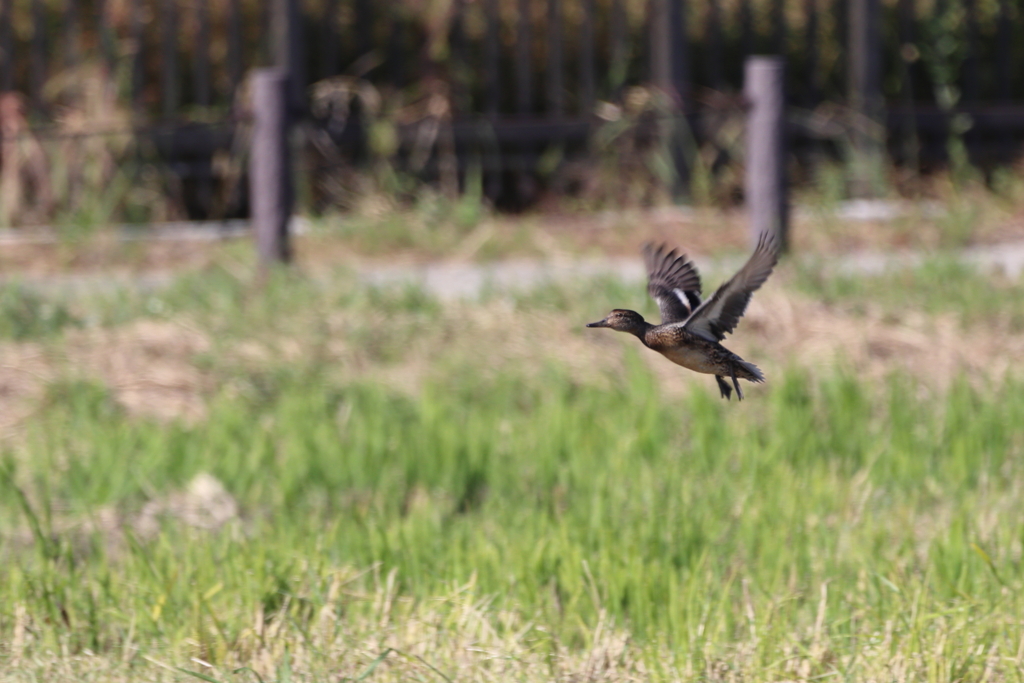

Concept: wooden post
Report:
left=744, top=56, right=788, bottom=251
left=848, top=0, right=883, bottom=197
left=250, top=68, right=293, bottom=266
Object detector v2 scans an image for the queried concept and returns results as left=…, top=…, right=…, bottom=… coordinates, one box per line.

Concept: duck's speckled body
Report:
left=587, top=233, right=780, bottom=400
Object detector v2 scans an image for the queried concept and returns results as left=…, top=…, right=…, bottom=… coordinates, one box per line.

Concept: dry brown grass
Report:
left=1, top=273, right=1016, bottom=440
left=0, top=320, right=210, bottom=439
left=4, top=552, right=1024, bottom=683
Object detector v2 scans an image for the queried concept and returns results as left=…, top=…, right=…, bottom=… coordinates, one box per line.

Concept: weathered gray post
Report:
left=250, top=68, right=293, bottom=266
left=744, top=56, right=788, bottom=251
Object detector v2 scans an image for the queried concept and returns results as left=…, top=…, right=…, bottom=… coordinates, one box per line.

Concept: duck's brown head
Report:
left=586, top=309, right=649, bottom=336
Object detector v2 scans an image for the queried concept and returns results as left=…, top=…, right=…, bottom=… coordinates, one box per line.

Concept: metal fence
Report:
left=0, top=0, right=1023, bottom=222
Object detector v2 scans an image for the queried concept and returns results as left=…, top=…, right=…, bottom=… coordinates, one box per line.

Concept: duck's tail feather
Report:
left=734, top=358, right=765, bottom=383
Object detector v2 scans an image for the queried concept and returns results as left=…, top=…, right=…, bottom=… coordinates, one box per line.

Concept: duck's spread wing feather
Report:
left=643, top=242, right=703, bottom=324
left=682, top=232, right=780, bottom=341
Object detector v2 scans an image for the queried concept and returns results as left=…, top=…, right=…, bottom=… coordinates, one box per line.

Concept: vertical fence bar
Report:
left=228, top=0, right=243, bottom=97
left=484, top=0, right=501, bottom=199
left=0, top=0, right=12, bottom=92
left=670, top=0, right=690, bottom=196
left=580, top=0, right=595, bottom=114
left=194, top=0, right=211, bottom=106
left=30, top=0, right=45, bottom=111
left=273, top=0, right=305, bottom=114
left=546, top=0, right=564, bottom=117
left=322, top=0, right=339, bottom=78
left=848, top=0, right=883, bottom=197
left=650, top=0, right=688, bottom=196
left=65, top=0, right=81, bottom=67
left=804, top=0, right=819, bottom=105
left=897, top=0, right=917, bottom=167
left=649, top=0, right=670, bottom=90
left=771, top=0, right=785, bottom=55
left=96, top=0, right=116, bottom=74
left=963, top=0, right=978, bottom=101
left=450, top=0, right=467, bottom=112
left=609, top=0, right=626, bottom=97
left=996, top=0, right=1010, bottom=101
left=161, top=0, right=179, bottom=119
left=669, top=0, right=689, bottom=105
left=193, top=0, right=211, bottom=215
left=707, top=0, right=722, bottom=90
left=744, top=56, right=788, bottom=250
left=260, top=1, right=271, bottom=66
left=516, top=0, right=533, bottom=113
left=251, top=68, right=293, bottom=266
left=739, top=0, right=753, bottom=59
left=387, top=10, right=405, bottom=88
left=355, top=0, right=372, bottom=58
left=131, top=0, right=145, bottom=114
left=485, top=0, right=500, bottom=115
left=897, top=0, right=915, bottom=93
left=834, top=0, right=848, bottom=89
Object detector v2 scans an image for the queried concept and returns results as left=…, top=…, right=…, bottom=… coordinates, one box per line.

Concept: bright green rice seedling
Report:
left=1, top=264, right=1023, bottom=681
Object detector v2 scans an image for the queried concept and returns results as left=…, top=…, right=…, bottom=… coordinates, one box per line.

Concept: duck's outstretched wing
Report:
left=682, top=232, right=780, bottom=341
left=643, top=242, right=703, bottom=324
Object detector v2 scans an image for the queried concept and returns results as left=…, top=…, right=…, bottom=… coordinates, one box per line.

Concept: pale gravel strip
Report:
left=3, top=240, right=1024, bottom=301
left=356, top=241, right=1024, bottom=302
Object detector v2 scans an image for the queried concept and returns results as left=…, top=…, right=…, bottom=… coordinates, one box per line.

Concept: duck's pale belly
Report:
left=657, top=346, right=724, bottom=375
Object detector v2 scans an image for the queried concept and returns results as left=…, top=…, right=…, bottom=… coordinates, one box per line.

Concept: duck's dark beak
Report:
left=586, top=319, right=608, bottom=328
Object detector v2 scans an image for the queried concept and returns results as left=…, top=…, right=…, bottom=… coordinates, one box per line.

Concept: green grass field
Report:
left=1, top=256, right=1023, bottom=681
